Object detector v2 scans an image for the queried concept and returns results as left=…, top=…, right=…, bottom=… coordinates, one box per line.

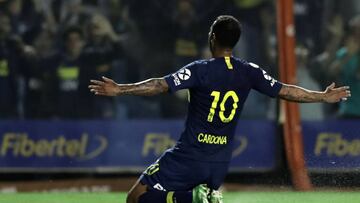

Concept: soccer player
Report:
left=89, top=15, right=351, bottom=203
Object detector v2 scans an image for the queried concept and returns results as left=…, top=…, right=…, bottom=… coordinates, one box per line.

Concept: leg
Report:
left=126, top=179, right=147, bottom=203
left=131, top=151, right=209, bottom=203
left=127, top=178, right=193, bottom=203
left=206, top=162, right=229, bottom=203
left=138, top=189, right=193, bottom=203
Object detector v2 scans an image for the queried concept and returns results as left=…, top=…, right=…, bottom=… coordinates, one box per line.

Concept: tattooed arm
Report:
left=89, top=76, right=169, bottom=96
left=278, top=83, right=351, bottom=103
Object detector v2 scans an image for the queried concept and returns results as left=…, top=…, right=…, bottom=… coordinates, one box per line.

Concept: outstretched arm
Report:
left=278, top=82, right=351, bottom=103
left=89, top=76, right=169, bottom=96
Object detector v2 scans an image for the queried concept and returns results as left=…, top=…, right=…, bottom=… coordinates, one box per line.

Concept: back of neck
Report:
left=212, top=48, right=233, bottom=58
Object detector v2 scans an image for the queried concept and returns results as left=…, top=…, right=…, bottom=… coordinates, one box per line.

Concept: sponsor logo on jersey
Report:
left=262, top=70, right=277, bottom=87
left=172, top=68, right=191, bottom=86
left=172, top=74, right=181, bottom=86
left=153, top=183, right=166, bottom=191
left=197, top=133, right=227, bottom=145
left=177, top=68, right=191, bottom=81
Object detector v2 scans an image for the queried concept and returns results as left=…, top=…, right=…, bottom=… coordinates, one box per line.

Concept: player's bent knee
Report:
left=127, top=181, right=147, bottom=203
left=126, top=188, right=142, bottom=203
left=126, top=191, right=136, bottom=203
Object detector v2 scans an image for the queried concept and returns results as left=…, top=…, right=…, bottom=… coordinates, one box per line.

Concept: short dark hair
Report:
left=62, top=26, right=84, bottom=41
left=211, top=15, right=241, bottom=48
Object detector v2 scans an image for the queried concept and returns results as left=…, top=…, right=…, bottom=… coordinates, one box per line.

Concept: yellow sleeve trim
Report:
left=166, top=191, right=174, bottom=203
left=225, top=56, right=233, bottom=69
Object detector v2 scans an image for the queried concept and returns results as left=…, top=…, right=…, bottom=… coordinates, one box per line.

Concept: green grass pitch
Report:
left=0, top=191, right=359, bottom=203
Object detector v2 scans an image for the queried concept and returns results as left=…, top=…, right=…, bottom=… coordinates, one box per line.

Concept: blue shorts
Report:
left=140, top=150, right=229, bottom=191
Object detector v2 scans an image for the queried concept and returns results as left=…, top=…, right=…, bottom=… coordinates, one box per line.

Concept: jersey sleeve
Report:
left=164, top=62, right=199, bottom=93
left=248, top=62, right=283, bottom=97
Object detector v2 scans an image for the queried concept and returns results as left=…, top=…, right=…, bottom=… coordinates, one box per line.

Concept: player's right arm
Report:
left=89, top=76, right=168, bottom=96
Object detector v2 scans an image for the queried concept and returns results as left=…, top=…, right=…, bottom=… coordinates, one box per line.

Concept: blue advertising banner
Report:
left=0, top=120, right=278, bottom=172
left=303, top=121, right=360, bottom=172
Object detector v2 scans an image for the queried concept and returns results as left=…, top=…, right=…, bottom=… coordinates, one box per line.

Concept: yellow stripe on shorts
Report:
left=166, top=191, right=174, bottom=203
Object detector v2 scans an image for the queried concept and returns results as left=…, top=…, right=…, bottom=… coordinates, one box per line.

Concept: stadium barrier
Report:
left=0, top=120, right=277, bottom=172
left=0, top=120, right=358, bottom=173
left=303, top=120, right=360, bottom=172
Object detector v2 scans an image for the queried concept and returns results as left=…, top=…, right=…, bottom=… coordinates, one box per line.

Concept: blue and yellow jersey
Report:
left=164, top=56, right=282, bottom=162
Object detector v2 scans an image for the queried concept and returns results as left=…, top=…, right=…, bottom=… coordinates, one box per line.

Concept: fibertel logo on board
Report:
left=0, top=133, right=108, bottom=160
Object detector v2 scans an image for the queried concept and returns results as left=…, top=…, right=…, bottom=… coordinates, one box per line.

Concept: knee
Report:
left=126, top=189, right=137, bottom=203
left=127, top=190, right=143, bottom=203
left=126, top=191, right=136, bottom=203
left=127, top=181, right=147, bottom=203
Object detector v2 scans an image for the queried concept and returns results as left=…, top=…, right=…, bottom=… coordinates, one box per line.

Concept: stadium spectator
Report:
left=57, top=0, right=89, bottom=31
left=0, top=12, right=18, bottom=118
left=3, top=0, right=356, bottom=121
left=39, top=26, right=85, bottom=119
left=329, top=15, right=360, bottom=118
left=294, top=0, right=325, bottom=55
left=323, top=0, right=360, bottom=24
left=0, top=12, right=35, bottom=119
left=78, top=14, right=123, bottom=119
left=24, top=28, right=57, bottom=118
left=230, top=0, right=271, bottom=64
left=308, top=14, right=345, bottom=118
left=296, top=45, right=325, bottom=120
left=161, top=0, right=203, bottom=118
left=99, top=1, right=143, bottom=83
left=2, top=0, right=45, bottom=44
left=172, top=0, right=202, bottom=69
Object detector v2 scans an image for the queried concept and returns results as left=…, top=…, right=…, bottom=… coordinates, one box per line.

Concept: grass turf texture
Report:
left=0, top=191, right=359, bottom=203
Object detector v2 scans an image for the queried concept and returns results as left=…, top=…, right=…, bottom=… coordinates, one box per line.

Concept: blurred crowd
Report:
left=295, top=0, right=360, bottom=119
left=0, top=0, right=359, bottom=120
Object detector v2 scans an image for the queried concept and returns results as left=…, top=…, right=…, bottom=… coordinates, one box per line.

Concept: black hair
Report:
left=62, top=26, right=84, bottom=41
left=211, top=15, right=241, bottom=48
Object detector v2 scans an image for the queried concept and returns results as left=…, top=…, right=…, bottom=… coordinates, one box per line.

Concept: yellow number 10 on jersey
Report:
left=207, top=91, right=239, bottom=123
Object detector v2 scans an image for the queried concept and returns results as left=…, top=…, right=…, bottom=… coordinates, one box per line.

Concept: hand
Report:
left=323, top=82, right=351, bottom=103
left=89, top=76, right=120, bottom=96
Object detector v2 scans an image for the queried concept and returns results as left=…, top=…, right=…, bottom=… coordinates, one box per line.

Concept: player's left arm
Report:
left=89, top=76, right=169, bottom=96
left=278, top=82, right=351, bottom=103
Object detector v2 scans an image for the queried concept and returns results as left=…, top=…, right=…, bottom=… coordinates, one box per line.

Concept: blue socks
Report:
left=138, top=189, right=192, bottom=203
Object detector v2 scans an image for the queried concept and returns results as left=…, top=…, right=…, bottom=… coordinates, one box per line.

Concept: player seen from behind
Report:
left=89, top=15, right=351, bottom=203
